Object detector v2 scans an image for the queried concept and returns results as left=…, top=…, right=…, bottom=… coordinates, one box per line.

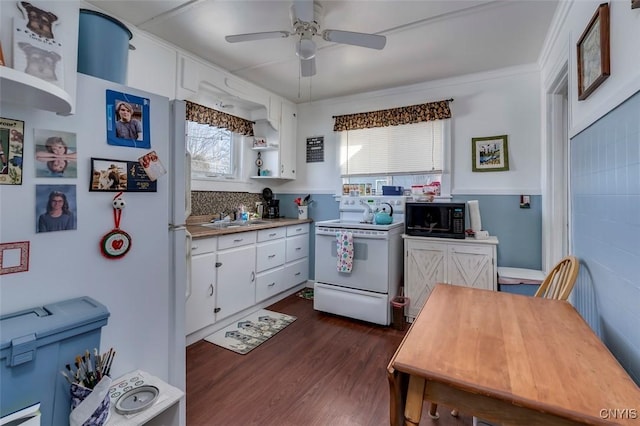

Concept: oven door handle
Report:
left=315, top=229, right=389, bottom=240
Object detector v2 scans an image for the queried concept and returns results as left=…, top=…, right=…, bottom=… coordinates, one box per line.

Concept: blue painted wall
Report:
left=453, top=195, right=542, bottom=270
left=570, top=91, right=640, bottom=383
left=274, top=193, right=339, bottom=280
left=275, top=193, right=541, bottom=279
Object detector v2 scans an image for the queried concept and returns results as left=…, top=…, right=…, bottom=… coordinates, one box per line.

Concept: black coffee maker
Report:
left=262, top=187, right=280, bottom=219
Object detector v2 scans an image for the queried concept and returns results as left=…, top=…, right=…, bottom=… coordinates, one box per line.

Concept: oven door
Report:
left=314, top=227, right=390, bottom=293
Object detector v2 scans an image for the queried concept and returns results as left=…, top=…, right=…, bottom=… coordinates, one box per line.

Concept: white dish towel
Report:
left=336, top=231, right=354, bottom=273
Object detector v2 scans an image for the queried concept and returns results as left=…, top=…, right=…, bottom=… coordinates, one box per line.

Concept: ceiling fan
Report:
left=224, top=0, right=386, bottom=77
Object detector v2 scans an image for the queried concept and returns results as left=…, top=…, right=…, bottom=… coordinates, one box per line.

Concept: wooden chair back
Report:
left=534, top=256, right=579, bottom=300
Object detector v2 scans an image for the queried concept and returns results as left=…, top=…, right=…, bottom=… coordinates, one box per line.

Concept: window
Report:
left=339, top=119, right=451, bottom=196
left=187, top=121, right=238, bottom=179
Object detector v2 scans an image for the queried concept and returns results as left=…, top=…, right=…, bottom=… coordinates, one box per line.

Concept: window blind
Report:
left=339, top=120, right=444, bottom=177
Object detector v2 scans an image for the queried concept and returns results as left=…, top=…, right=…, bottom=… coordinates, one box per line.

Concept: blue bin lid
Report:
left=0, top=296, right=110, bottom=351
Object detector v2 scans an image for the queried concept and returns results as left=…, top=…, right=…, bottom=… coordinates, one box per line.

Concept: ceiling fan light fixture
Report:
left=296, top=34, right=316, bottom=60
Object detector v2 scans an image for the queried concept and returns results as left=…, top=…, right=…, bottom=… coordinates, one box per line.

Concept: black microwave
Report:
left=405, top=202, right=466, bottom=239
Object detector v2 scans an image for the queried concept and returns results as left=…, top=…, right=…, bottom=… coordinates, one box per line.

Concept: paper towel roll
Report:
left=468, top=200, right=482, bottom=232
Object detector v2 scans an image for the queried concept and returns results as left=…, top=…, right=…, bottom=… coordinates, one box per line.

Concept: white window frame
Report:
left=338, top=119, right=451, bottom=197
left=187, top=121, right=242, bottom=182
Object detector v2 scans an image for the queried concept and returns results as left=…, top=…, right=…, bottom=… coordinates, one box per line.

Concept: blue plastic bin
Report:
left=78, top=9, right=132, bottom=84
left=0, top=296, right=110, bottom=425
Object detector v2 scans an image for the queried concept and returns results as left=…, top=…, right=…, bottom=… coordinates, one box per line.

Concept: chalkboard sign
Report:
left=306, top=136, right=324, bottom=163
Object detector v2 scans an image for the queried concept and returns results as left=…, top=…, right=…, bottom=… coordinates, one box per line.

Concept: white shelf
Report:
left=0, top=66, right=73, bottom=115
left=250, top=175, right=293, bottom=181
left=251, top=145, right=278, bottom=151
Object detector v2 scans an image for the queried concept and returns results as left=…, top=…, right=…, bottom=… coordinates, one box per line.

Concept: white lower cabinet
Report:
left=215, top=231, right=257, bottom=321
left=404, top=236, right=498, bottom=321
left=256, top=266, right=285, bottom=302
left=187, top=223, right=310, bottom=340
left=186, top=249, right=217, bottom=335
left=283, top=258, right=308, bottom=289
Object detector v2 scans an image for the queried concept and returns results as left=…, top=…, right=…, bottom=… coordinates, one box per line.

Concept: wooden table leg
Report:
left=404, top=375, right=426, bottom=426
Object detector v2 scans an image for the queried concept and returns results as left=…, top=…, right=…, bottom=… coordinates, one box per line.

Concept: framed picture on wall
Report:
left=577, top=3, right=610, bottom=101
left=471, top=135, right=509, bottom=172
left=106, top=90, right=151, bottom=149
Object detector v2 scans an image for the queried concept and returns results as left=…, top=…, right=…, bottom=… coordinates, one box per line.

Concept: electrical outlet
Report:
left=520, top=195, right=531, bottom=209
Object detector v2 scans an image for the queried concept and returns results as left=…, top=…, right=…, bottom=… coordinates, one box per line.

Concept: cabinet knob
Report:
left=208, top=284, right=214, bottom=296
left=214, top=307, right=221, bottom=313
left=215, top=262, right=222, bottom=267
left=268, top=282, right=275, bottom=287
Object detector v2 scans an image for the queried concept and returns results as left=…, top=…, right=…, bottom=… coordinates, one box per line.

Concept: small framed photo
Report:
left=577, top=3, right=610, bottom=101
left=34, top=129, right=77, bottom=178
left=0, top=117, right=25, bottom=185
left=472, top=135, right=509, bottom=172
left=632, top=0, right=639, bottom=10
left=253, top=137, right=267, bottom=148
left=90, top=158, right=157, bottom=192
left=90, top=159, right=128, bottom=191
left=0, top=241, right=30, bottom=275
left=36, top=184, right=77, bottom=233
left=106, top=90, right=151, bottom=149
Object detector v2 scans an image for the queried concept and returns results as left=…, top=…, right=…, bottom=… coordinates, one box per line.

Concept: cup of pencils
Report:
left=65, top=348, right=116, bottom=426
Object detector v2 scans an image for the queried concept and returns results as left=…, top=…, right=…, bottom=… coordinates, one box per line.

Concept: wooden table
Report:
left=387, top=284, right=640, bottom=425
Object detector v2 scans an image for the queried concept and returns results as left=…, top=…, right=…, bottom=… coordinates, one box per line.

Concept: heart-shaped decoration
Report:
left=112, top=239, right=124, bottom=250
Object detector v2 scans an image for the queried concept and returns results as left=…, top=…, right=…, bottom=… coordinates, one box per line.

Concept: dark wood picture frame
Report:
left=633, top=0, right=640, bottom=10
left=577, top=3, right=610, bottom=101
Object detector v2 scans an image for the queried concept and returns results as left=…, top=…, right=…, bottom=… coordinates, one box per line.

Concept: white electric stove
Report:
left=314, top=196, right=406, bottom=325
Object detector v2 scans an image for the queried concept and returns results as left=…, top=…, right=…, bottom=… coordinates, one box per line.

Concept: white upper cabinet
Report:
left=127, top=30, right=177, bottom=99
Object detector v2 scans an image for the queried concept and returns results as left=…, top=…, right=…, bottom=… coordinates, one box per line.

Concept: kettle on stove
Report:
left=374, top=203, right=394, bottom=225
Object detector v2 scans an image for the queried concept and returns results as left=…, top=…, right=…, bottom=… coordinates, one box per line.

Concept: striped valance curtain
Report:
left=333, top=99, right=452, bottom=131
left=185, top=100, right=254, bottom=136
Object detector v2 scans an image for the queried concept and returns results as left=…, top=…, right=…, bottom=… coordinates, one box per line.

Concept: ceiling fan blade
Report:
left=322, top=30, right=386, bottom=50
left=300, top=57, right=316, bottom=77
left=225, top=31, right=290, bottom=43
left=292, top=0, right=314, bottom=22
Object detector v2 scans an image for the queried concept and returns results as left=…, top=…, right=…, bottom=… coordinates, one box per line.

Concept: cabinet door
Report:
left=279, top=101, right=297, bottom=179
left=216, top=245, right=256, bottom=321
left=186, top=252, right=216, bottom=335
left=447, top=244, right=495, bottom=290
left=405, top=241, right=446, bottom=320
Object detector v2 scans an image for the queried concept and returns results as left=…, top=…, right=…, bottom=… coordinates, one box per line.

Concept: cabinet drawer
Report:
left=218, top=231, right=257, bottom=250
left=256, top=267, right=285, bottom=303
left=257, top=227, right=286, bottom=242
left=190, top=237, right=217, bottom=255
left=256, top=240, right=286, bottom=272
left=284, top=258, right=308, bottom=290
left=286, top=234, right=309, bottom=262
left=286, top=223, right=308, bottom=237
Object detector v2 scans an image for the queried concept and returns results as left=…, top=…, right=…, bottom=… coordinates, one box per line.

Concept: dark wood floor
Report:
left=186, top=291, right=472, bottom=426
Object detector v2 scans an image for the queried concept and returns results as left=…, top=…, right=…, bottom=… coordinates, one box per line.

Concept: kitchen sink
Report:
left=199, top=219, right=270, bottom=229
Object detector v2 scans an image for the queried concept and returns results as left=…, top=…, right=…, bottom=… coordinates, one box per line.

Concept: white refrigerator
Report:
left=0, top=74, right=188, bottom=425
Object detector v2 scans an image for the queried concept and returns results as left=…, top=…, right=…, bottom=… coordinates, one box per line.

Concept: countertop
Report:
left=186, top=216, right=313, bottom=239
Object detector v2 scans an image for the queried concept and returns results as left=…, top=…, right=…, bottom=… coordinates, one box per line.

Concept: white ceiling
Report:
left=85, top=0, right=559, bottom=104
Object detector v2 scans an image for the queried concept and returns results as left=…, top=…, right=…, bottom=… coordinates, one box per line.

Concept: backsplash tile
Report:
left=191, top=191, right=263, bottom=217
